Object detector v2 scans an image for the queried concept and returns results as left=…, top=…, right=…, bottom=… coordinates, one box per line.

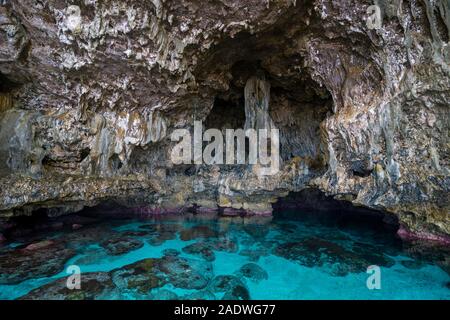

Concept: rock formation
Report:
left=0, top=0, right=449, bottom=240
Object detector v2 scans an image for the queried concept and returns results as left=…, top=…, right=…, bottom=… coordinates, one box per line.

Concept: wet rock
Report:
left=180, top=225, right=218, bottom=241
left=236, top=263, right=268, bottom=282
left=100, top=237, right=144, bottom=256
left=182, top=242, right=215, bottom=261
left=20, top=272, right=117, bottom=300
left=72, top=224, right=83, bottom=230
left=0, top=242, right=75, bottom=284
left=24, top=240, right=55, bottom=251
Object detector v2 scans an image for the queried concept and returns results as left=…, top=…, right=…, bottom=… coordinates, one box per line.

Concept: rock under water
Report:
left=0, top=214, right=447, bottom=300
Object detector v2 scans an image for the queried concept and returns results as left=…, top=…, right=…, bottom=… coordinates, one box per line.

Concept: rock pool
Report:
left=0, top=211, right=449, bottom=300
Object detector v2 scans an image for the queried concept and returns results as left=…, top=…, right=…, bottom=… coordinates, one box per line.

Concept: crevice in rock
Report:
left=434, top=6, right=449, bottom=43
left=79, top=147, right=91, bottom=162
left=0, top=72, right=20, bottom=113
left=0, top=72, right=20, bottom=93
left=204, top=95, right=246, bottom=130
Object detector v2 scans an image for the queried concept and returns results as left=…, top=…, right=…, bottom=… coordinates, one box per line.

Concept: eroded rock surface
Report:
left=0, top=0, right=448, bottom=240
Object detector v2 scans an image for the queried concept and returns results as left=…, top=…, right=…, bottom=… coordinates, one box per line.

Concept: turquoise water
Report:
left=0, top=212, right=449, bottom=300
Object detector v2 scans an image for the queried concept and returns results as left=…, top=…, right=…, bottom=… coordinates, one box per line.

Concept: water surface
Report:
left=0, top=211, right=448, bottom=300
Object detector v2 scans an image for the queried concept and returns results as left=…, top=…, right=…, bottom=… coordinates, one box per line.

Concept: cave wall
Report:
left=0, top=0, right=449, bottom=239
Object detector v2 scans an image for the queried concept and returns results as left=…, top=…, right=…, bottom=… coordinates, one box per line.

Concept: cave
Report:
left=202, top=55, right=332, bottom=177
left=0, top=0, right=449, bottom=301
left=272, top=189, right=400, bottom=235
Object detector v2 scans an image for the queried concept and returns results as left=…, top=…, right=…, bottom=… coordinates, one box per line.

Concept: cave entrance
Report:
left=203, top=58, right=332, bottom=177
left=272, top=189, right=400, bottom=237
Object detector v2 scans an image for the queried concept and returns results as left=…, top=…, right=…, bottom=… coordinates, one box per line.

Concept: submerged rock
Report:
left=162, top=248, right=180, bottom=257
left=139, top=224, right=158, bottom=232
left=207, top=237, right=239, bottom=253
left=180, top=225, right=218, bottom=241
left=146, top=223, right=180, bottom=246
left=243, top=224, right=270, bottom=240
left=158, top=256, right=213, bottom=289
left=148, top=289, right=179, bottom=300
left=64, top=226, right=119, bottom=246
left=400, top=260, right=426, bottom=270
left=235, top=263, right=268, bottom=282
left=0, top=242, right=75, bottom=284
left=111, top=258, right=166, bottom=294
left=100, top=237, right=144, bottom=256
left=209, top=275, right=247, bottom=293
left=20, top=272, right=117, bottom=300
left=210, top=275, right=251, bottom=300
left=402, top=241, right=450, bottom=276
left=181, top=290, right=216, bottom=300
left=273, top=237, right=395, bottom=276
left=73, top=248, right=109, bottom=265
left=182, top=242, right=215, bottom=261
left=222, top=284, right=250, bottom=300
left=238, top=248, right=267, bottom=262
left=111, top=255, right=214, bottom=294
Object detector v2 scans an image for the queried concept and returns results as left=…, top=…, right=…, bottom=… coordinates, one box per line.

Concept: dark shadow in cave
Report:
left=0, top=72, right=21, bottom=93
left=202, top=57, right=332, bottom=178
left=272, top=189, right=401, bottom=240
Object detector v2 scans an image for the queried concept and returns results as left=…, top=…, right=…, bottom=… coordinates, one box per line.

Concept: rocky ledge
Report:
left=0, top=1, right=449, bottom=241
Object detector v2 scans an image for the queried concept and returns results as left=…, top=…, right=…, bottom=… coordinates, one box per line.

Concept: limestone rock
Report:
left=0, top=0, right=448, bottom=240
